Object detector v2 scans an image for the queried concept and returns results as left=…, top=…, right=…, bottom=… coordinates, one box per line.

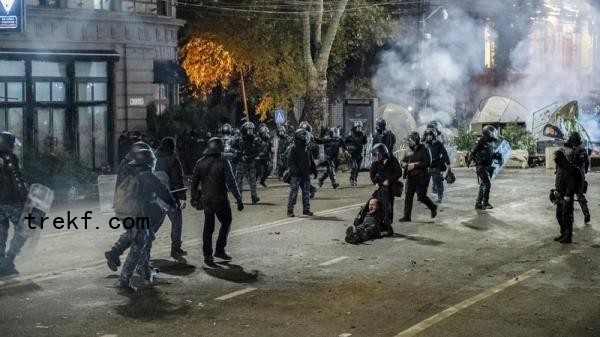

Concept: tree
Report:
left=301, top=0, right=349, bottom=128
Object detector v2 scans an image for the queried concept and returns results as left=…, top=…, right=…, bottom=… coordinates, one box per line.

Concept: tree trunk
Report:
left=303, top=74, right=328, bottom=129
left=301, top=0, right=348, bottom=129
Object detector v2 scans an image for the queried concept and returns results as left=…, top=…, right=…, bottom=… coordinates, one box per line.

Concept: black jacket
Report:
left=401, top=144, right=431, bottom=178
left=370, top=156, right=402, bottom=186
left=564, top=145, right=590, bottom=174
left=555, top=163, right=579, bottom=197
left=0, top=151, right=28, bottom=205
left=232, top=136, right=261, bottom=164
left=155, top=148, right=186, bottom=201
left=373, top=130, right=396, bottom=153
left=427, top=141, right=450, bottom=170
left=136, top=168, right=177, bottom=209
left=257, top=137, right=273, bottom=161
left=191, top=153, right=242, bottom=205
left=471, top=138, right=495, bottom=167
left=322, top=137, right=346, bottom=158
left=345, top=132, right=367, bottom=158
left=287, top=144, right=317, bottom=178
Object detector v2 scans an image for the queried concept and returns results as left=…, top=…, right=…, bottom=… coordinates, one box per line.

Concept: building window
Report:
left=0, top=60, right=26, bottom=158
left=153, top=83, right=169, bottom=115
left=38, top=0, right=61, bottom=8
left=32, top=61, right=68, bottom=153
left=75, top=61, right=108, bottom=168
left=93, top=0, right=111, bottom=10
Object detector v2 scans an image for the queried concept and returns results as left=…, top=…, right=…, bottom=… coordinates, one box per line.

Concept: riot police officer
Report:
left=469, top=125, right=501, bottom=210
left=373, top=118, right=396, bottom=153
left=399, top=132, right=437, bottom=222
left=232, top=122, right=261, bottom=204
left=287, top=129, right=317, bottom=217
left=345, top=121, right=368, bottom=187
left=563, top=132, right=590, bottom=224
left=319, top=127, right=346, bottom=189
left=424, top=128, right=450, bottom=203
left=256, top=124, right=273, bottom=187
left=276, top=125, right=290, bottom=180
left=369, top=143, right=402, bottom=233
left=299, top=121, right=319, bottom=198
left=0, top=132, right=29, bottom=276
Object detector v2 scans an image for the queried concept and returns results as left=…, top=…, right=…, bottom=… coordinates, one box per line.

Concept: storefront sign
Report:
left=129, top=97, right=144, bottom=106
left=0, top=0, right=24, bottom=32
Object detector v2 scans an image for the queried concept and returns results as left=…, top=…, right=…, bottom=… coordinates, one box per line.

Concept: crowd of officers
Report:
left=0, top=117, right=592, bottom=291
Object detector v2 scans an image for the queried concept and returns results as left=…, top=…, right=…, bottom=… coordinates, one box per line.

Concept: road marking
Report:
left=339, top=334, right=352, bottom=337
left=0, top=183, right=479, bottom=288
left=319, top=256, right=349, bottom=266
left=394, top=268, right=541, bottom=337
left=215, top=287, right=257, bottom=301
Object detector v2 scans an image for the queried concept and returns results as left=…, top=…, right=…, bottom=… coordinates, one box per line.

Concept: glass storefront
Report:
left=0, top=59, right=111, bottom=169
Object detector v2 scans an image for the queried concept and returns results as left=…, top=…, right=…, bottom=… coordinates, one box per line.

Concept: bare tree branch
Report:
left=315, top=0, right=348, bottom=71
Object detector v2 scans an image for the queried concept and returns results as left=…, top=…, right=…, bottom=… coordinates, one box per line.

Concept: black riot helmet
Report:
left=259, top=125, right=270, bottom=139
left=371, top=143, right=389, bottom=162
left=407, top=131, right=420, bottom=149
left=299, top=121, right=312, bottom=133
left=328, top=127, right=340, bottom=138
left=375, top=118, right=387, bottom=133
left=241, top=121, right=256, bottom=138
left=129, top=148, right=156, bottom=171
left=566, top=131, right=582, bottom=147
left=221, top=123, right=232, bottom=136
left=294, top=128, right=309, bottom=146
left=126, top=141, right=152, bottom=161
left=205, top=137, right=224, bottom=155
left=0, top=131, right=16, bottom=152
left=423, top=128, right=436, bottom=144
left=482, top=125, right=498, bottom=141
left=277, top=125, right=287, bottom=138
left=352, top=121, right=363, bottom=134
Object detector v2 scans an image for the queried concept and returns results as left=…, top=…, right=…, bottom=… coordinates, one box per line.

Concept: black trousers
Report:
left=202, top=202, right=232, bottom=257
left=476, top=165, right=492, bottom=205
left=374, top=187, right=394, bottom=232
left=556, top=196, right=574, bottom=237
left=403, top=174, right=435, bottom=219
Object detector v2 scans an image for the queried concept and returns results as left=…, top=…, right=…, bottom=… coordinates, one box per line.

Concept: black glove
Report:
left=237, top=201, right=244, bottom=211
left=313, top=172, right=318, bottom=179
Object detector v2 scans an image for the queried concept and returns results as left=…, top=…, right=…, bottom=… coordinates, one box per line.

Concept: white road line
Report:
left=319, top=256, right=349, bottom=266
left=393, top=268, right=541, bottom=337
left=339, top=333, right=352, bottom=337
left=215, top=287, right=257, bottom=301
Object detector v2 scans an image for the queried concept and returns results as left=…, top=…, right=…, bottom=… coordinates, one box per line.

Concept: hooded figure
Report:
left=369, top=143, right=402, bottom=234
left=232, top=122, right=261, bottom=204
left=286, top=129, right=317, bottom=217
left=344, top=121, right=368, bottom=186
left=563, top=132, right=590, bottom=224
left=552, top=149, right=581, bottom=244
left=191, top=137, right=244, bottom=267
left=469, top=125, right=498, bottom=210
left=154, top=137, right=187, bottom=258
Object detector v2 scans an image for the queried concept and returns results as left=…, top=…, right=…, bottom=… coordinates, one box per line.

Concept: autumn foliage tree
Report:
left=181, top=37, right=235, bottom=98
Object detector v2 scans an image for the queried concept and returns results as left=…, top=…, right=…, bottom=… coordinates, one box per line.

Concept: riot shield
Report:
left=98, top=175, right=117, bottom=213
left=19, top=184, right=55, bottom=260
left=491, top=140, right=512, bottom=180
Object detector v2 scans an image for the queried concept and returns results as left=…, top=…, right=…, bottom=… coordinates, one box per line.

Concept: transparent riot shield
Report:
left=19, top=184, right=55, bottom=260
left=98, top=175, right=118, bottom=213
left=154, top=171, right=170, bottom=189
left=491, top=140, right=512, bottom=180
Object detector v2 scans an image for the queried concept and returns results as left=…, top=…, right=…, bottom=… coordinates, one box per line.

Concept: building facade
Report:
left=0, top=0, right=184, bottom=168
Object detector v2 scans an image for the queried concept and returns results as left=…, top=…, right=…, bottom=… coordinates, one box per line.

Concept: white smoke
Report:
left=372, top=6, right=486, bottom=131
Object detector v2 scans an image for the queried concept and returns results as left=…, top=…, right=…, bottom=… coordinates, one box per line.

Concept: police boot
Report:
left=252, top=196, right=260, bottom=204
left=118, top=279, right=137, bottom=293
left=475, top=203, right=484, bottom=210
left=554, top=233, right=565, bottom=241
left=318, top=178, right=325, bottom=187
left=260, top=179, right=268, bottom=188
left=104, top=249, right=121, bottom=272
left=559, top=235, right=572, bottom=244
left=332, top=181, right=339, bottom=189
left=483, top=203, right=494, bottom=210
left=0, top=254, right=18, bottom=277
left=581, top=203, right=591, bottom=224
left=171, top=245, right=187, bottom=259
left=204, top=256, right=218, bottom=268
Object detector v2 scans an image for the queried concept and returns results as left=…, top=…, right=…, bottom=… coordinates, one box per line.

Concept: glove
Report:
left=313, top=172, right=318, bottom=179
left=237, top=201, right=244, bottom=211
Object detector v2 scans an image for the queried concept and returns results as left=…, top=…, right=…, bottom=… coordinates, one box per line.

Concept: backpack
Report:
left=114, top=173, right=141, bottom=215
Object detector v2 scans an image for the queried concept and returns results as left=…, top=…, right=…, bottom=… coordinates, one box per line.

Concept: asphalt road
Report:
left=1, top=167, right=600, bottom=337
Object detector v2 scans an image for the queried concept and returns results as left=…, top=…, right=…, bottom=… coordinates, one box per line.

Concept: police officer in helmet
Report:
left=373, top=118, right=396, bottom=153
left=0, top=132, right=29, bottom=277
left=563, top=131, right=590, bottom=224
left=232, top=122, right=261, bottom=204
left=469, top=125, right=500, bottom=210
left=345, top=121, right=368, bottom=187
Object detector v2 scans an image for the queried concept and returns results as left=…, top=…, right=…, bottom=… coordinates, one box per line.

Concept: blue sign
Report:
left=0, top=0, right=24, bottom=33
left=274, top=108, right=286, bottom=125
